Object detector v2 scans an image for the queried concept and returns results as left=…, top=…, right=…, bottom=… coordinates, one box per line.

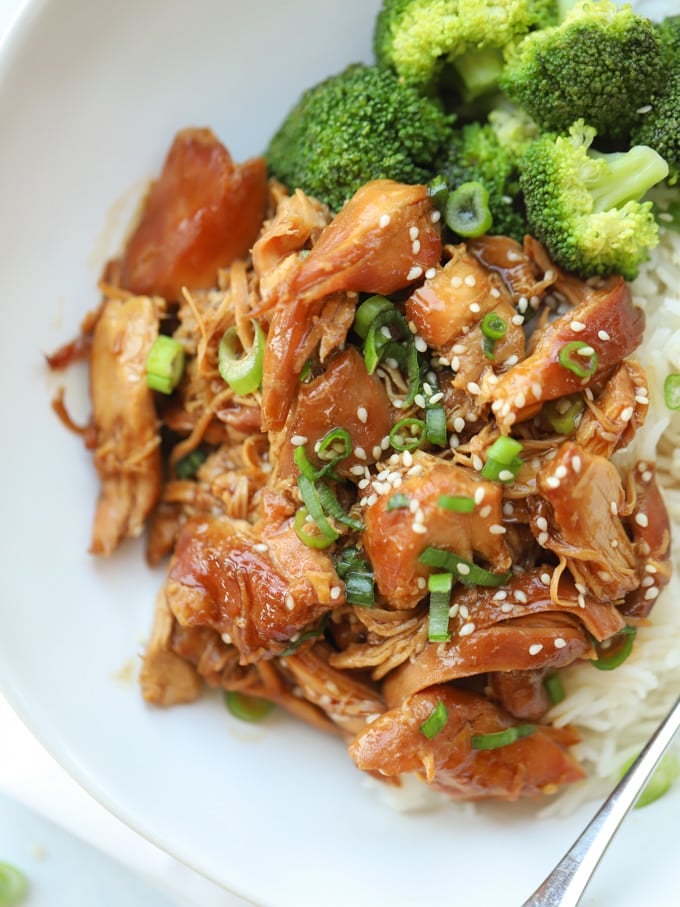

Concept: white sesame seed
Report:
left=610, top=501, right=618, bottom=516
left=555, top=465, right=568, bottom=479
left=358, top=478, right=370, bottom=490
left=409, top=226, right=419, bottom=241
left=291, top=434, right=308, bottom=446
left=554, top=637, right=567, bottom=649
left=402, top=449, right=413, bottom=468
left=474, top=486, right=486, bottom=505
left=636, top=104, right=652, bottom=114
left=570, top=320, right=586, bottom=332
left=598, top=330, right=611, bottom=341
left=464, top=274, right=477, bottom=287
left=503, top=502, right=515, bottom=517
left=536, top=517, right=548, bottom=532
left=635, top=512, right=649, bottom=528
left=494, top=590, right=508, bottom=601
left=372, top=445, right=383, bottom=460
left=457, top=562, right=471, bottom=576
left=645, top=586, right=659, bottom=601
left=504, top=354, right=519, bottom=367
left=412, top=239, right=421, bottom=255
left=531, top=382, right=543, bottom=399
left=417, top=576, right=427, bottom=590
left=575, top=582, right=586, bottom=594
left=459, top=604, right=470, bottom=619
left=472, top=455, right=484, bottom=472
left=528, top=643, right=543, bottom=656
left=450, top=356, right=461, bottom=372
left=577, top=345, right=596, bottom=357
left=641, top=576, right=655, bottom=588
left=407, top=266, right=423, bottom=281
left=448, top=603, right=459, bottom=618
left=515, top=590, right=528, bottom=604
left=355, top=446, right=367, bottom=460
left=480, top=504, right=492, bottom=519
left=285, top=594, right=295, bottom=612
left=490, top=287, right=501, bottom=299
left=431, top=210, right=441, bottom=223
left=467, top=381, right=481, bottom=395
left=611, top=539, right=619, bottom=548
left=577, top=593, right=586, bottom=609
left=221, top=632, right=232, bottom=645
left=512, top=314, right=524, bottom=326
left=636, top=396, right=650, bottom=406
left=501, top=602, right=514, bottom=613
left=518, top=296, right=529, bottom=314
left=367, top=493, right=378, bottom=507
left=545, top=476, right=561, bottom=489
left=357, top=405, right=368, bottom=423
left=429, top=392, right=444, bottom=405
left=253, top=542, right=269, bottom=553
left=460, top=622, right=476, bottom=637
left=540, top=573, right=552, bottom=585
left=469, top=302, right=481, bottom=314
left=425, top=267, right=437, bottom=279
left=379, top=213, right=391, bottom=228
left=620, top=406, right=634, bottom=423
left=572, top=455, right=582, bottom=474
left=330, top=585, right=342, bottom=600
left=498, top=469, right=515, bottom=482
left=451, top=275, right=463, bottom=288
left=639, top=541, right=651, bottom=556
left=538, top=531, right=549, bottom=546
left=489, top=524, right=507, bottom=535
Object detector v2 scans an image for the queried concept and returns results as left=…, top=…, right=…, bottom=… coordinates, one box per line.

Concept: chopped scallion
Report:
left=174, top=446, right=208, bottom=479
left=481, top=312, right=508, bottom=341
left=485, top=436, right=523, bottom=464
left=420, top=699, right=449, bottom=739
left=543, top=671, right=566, bottom=706
left=218, top=319, right=265, bottom=395
left=438, top=495, right=475, bottom=513
left=664, top=374, right=680, bottom=410
left=590, top=626, right=637, bottom=671
left=445, top=181, right=493, bottom=238
left=420, top=547, right=511, bottom=587
left=386, top=493, right=410, bottom=511
left=345, top=569, right=375, bottom=608
left=545, top=395, right=585, bottom=434
left=353, top=295, right=394, bottom=340
left=471, top=724, right=536, bottom=750
left=0, top=862, right=28, bottom=907
left=427, top=175, right=449, bottom=215
left=145, top=335, right=185, bottom=394
left=294, top=506, right=336, bottom=549
left=558, top=341, right=598, bottom=379
left=427, top=571, right=453, bottom=641
left=620, top=750, right=680, bottom=809
left=481, top=435, right=523, bottom=482
left=224, top=690, right=275, bottom=722
left=425, top=405, right=448, bottom=447
left=389, top=417, right=426, bottom=452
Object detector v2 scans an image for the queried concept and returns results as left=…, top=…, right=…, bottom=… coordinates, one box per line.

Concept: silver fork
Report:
left=522, top=695, right=680, bottom=907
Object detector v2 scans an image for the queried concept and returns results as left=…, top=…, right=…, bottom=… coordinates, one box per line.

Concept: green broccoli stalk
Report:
left=373, top=0, right=558, bottom=99
left=265, top=64, right=454, bottom=213
left=437, top=107, right=537, bottom=241
left=520, top=120, right=669, bottom=280
left=630, top=17, right=680, bottom=185
left=500, top=0, right=664, bottom=142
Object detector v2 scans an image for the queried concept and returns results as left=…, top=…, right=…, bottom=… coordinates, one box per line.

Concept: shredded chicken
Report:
left=51, top=129, right=673, bottom=804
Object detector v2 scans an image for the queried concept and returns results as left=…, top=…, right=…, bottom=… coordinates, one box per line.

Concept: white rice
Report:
left=542, top=215, right=680, bottom=816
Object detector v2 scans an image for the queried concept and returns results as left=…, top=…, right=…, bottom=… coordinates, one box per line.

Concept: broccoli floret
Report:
left=265, top=64, right=454, bottom=212
left=373, top=0, right=558, bottom=99
left=630, top=69, right=680, bottom=186
left=437, top=107, right=537, bottom=240
left=655, top=15, right=680, bottom=65
left=500, top=0, right=664, bottom=142
left=520, top=120, right=669, bottom=280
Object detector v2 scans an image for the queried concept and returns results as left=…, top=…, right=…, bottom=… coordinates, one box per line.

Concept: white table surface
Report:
left=0, top=3, right=250, bottom=904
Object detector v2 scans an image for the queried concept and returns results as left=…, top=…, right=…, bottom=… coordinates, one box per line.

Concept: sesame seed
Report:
left=372, top=445, right=383, bottom=460
left=358, top=478, right=370, bottom=490
left=474, top=486, right=486, bottom=505
left=641, top=576, right=655, bottom=588
left=611, top=539, right=618, bottom=548
left=503, top=502, right=515, bottom=517
left=516, top=392, right=526, bottom=409
left=480, top=504, right=492, bottom=519
left=575, top=582, right=586, bottom=594
left=367, top=493, right=378, bottom=507
left=330, top=585, right=342, bottom=600
left=490, top=287, right=501, bottom=299
left=572, top=455, right=582, bottom=474
left=538, top=531, right=549, bottom=546
left=402, top=449, right=414, bottom=467
left=505, top=354, right=519, bottom=367
left=407, top=266, right=423, bottom=281
left=531, top=382, right=543, bottom=399
left=379, top=213, right=391, bottom=228
left=450, top=356, right=461, bottom=372
left=636, top=396, right=650, bottom=406
left=451, top=275, right=463, bottom=288
left=464, top=274, right=477, bottom=287
left=355, top=446, right=367, bottom=460
left=498, top=469, right=515, bottom=482
left=409, top=226, right=419, bottom=241
left=598, top=330, right=611, bottom=341
left=460, top=622, right=476, bottom=637
left=472, top=454, right=484, bottom=472
left=501, top=602, right=514, bottom=613
left=577, top=593, right=586, bottom=609
left=620, top=406, right=634, bottom=423
left=645, top=564, right=657, bottom=574
left=459, top=604, right=470, bottom=619
left=635, top=512, right=649, bottom=528
left=577, top=345, right=596, bottom=357
left=518, top=296, right=529, bottom=314
left=469, top=302, right=481, bottom=314
left=457, top=562, right=471, bottom=576
left=431, top=210, right=441, bottom=223
left=570, top=320, right=586, bottom=332
left=285, top=594, right=295, bottom=612
left=493, top=590, right=508, bottom=601
left=540, top=572, right=552, bottom=585
left=555, top=465, right=568, bottom=479
left=221, top=632, right=232, bottom=645
left=636, top=104, right=652, bottom=114
left=554, top=637, right=567, bottom=649
left=515, top=590, right=528, bottom=604
left=429, top=391, right=444, bottom=405
left=417, top=576, right=427, bottom=590
left=253, top=543, right=269, bottom=553
left=512, top=314, right=524, bottom=326
left=645, top=586, right=659, bottom=601
left=528, top=643, right=543, bottom=656
left=536, top=517, right=548, bottom=532
left=489, top=523, right=507, bottom=535
left=357, top=406, right=368, bottom=423
left=545, top=476, right=561, bottom=489
left=425, top=267, right=437, bottom=279
left=467, top=381, right=481, bottom=395
left=639, top=541, right=651, bottom=556
left=610, top=501, right=618, bottom=516
left=448, top=603, right=459, bottom=618
left=414, top=394, right=427, bottom=409
left=291, top=434, right=308, bottom=446
left=412, top=240, right=421, bottom=255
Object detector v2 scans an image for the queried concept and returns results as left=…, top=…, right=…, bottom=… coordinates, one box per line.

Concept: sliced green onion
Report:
left=590, top=626, right=637, bottom=671
left=294, top=506, right=336, bottom=549
left=445, top=181, right=493, bottom=238
left=335, top=545, right=365, bottom=579
left=174, top=446, right=208, bottom=479
left=545, top=395, right=585, bottom=434
left=620, top=751, right=680, bottom=809
left=471, top=724, right=536, bottom=750
left=363, top=306, right=406, bottom=374
left=218, top=319, right=265, bottom=395
left=386, top=493, right=410, bottom=511
left=389, top=417, right=426, bottom=452
left=481, top=435, right=523, bottom=483
left=224, top=690, right=275, bottom=722
left=481, top=312, right=508, bottom=341
left=438, top=495, right=475, bottom=513
left=145, top=335, right=185, bottom=394
left=293, top=444, right=322, bottom=482
left=483, top=334, right=496, bottom=360
left=543, top=671, right=566, bottom=706
left=345, top=570, right=375, bottom=608
left=316, top=481, right=364, bottom=531
left=427, top=571, right=453, bottom=641
left=420, top=700, right=449, bottom=740
left=559, top=341, right=599, bottom=379
left=316, top=427, right=352, bottom=463
left=427, top=175, right=449, bottom=215
left=420, top=546, right=511, bottom=587
left=297, top=474, right=341, bottom=546
left=664, top=374, right=680, bottom=410
left=0, top=862, right=28, bottom=907
left=425, top=405, right=448, bottom=447
left=353, top=295, right=394, bottom=340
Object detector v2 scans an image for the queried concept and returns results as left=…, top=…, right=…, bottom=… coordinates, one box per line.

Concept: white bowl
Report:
left=0, top=1, right=678, bottom=905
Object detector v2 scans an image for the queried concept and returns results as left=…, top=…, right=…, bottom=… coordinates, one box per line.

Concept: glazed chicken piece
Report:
left=88, top=292, right=163, bottom=555
left=349, top=685, right=585, bottom=800
left=575, top=361, right=649, bottom=457
left=467, top=235, right=556, bottom=306
left=261, top=179, right=442, bottom=431
left=119, top=128, right=268, bottom=301
left=622, top=462, right=672, bottom=618
left=362, top=453, right=511, bottom=610
left=487, top=669, right=552, bottom=723
left=482, top=277, right=645, bottom=433
left=165, top=489, right=343, bottom=663
left=533, top=442, right=639, bottom=602
left=140, top=590, right=204, bottom=706
left=274, top=346, right=393, bottom=479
